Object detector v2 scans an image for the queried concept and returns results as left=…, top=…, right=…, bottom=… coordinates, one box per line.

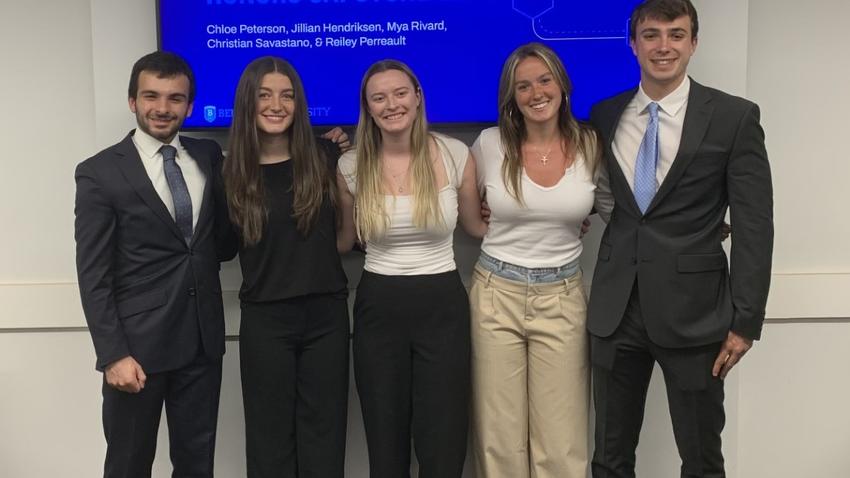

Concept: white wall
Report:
left=1, top=0, right=849, bottom=476
left=739, top=0, right=850, bottom=475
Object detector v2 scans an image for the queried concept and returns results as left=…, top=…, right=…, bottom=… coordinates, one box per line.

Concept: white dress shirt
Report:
left=612, top=77, right=691, bottom=192
left=132, top=129, right=206, bottom=229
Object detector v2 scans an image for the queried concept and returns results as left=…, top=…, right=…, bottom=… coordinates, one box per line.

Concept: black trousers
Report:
left=102, top=354, right=222, bottom=478
left=239, top=293, right=350, bottom=478
left=353, top=270, right=471, bottom=478
left=591, top=284, right=726, bottom=478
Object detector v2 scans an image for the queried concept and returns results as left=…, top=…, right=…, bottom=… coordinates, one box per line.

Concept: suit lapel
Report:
left=181, top=137, right=212, bottom=246
left=603, top=89, right=644, bottom=216
left=645, top=80, right=714, bottom=214
left=114, top=131, right=186, bottom=243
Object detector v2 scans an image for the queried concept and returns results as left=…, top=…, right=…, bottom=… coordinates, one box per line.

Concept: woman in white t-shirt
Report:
left=469, top=43, right=611, bottom=478
left=336, top=59, right=486, bottom=477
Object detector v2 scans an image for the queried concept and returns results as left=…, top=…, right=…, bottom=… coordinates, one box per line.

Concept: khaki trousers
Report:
left=470, top=264, right=590, bottom=478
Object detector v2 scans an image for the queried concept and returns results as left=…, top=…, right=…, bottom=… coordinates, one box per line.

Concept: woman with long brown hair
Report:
left=223, top=56, right=349, bottom=477
left=469, top=43, right=612, bottom=477
left=337, top=59, right=487, bottom=477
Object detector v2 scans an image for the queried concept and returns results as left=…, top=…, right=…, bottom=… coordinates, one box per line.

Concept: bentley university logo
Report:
left=203, top=105, right=217, bottom=123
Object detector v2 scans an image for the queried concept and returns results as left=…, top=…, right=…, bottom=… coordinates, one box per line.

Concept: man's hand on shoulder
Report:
left=105, top=356, right=147, bottom=393
left=712, top=331, right=753, bottom=379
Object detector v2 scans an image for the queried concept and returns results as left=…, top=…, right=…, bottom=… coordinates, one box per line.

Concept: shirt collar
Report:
left=635, top=76, right=690, bottom=117
left=132, top=128, right=182, bottom=159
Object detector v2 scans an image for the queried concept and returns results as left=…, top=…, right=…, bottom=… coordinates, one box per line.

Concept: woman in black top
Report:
left=223, top=56, right=349, bottom=478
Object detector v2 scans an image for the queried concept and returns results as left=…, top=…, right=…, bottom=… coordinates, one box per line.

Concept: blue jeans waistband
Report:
left=477, top=251, right=580, bottom=284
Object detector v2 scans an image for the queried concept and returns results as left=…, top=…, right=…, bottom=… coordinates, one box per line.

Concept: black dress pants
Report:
left=353, top=270, right=471, bottom=478
left=102, top=354, right=222, bottom=478
left=591, top=284, right=726, bottom=478
left=239, top=293, right=350, bottom=478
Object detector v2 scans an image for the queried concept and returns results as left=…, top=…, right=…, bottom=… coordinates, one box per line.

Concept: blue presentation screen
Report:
left=158, top=0, right=641, bottom=128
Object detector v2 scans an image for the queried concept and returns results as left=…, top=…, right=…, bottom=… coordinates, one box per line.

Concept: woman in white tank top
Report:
left=336, top=59, right=486, bottom=477
left=469, top=43, right=612, bottom=478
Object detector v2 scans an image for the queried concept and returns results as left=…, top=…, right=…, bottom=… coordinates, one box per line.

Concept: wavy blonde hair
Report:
left=353, top=60, right=443, bottom=241
left=498, top=43, right=601, bottom=204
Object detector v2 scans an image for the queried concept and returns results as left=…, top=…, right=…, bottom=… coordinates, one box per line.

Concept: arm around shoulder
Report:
left=335, top=152, right=359, bottom=253
left=457, top=152, right=487, bottom=238
left=336, top=169, right=358, bottom=253
left=209, top=141, right=239, bottom=261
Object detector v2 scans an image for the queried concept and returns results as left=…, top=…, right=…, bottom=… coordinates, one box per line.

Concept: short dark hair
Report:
left=128, top=51, right=196, bottom=101
left=629, top=0, right=699, bottom=40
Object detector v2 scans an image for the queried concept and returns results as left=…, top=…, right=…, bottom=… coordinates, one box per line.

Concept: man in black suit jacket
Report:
left=587, top=1, right=773, bottom=476
left=75, top=51, right=237, bottom=477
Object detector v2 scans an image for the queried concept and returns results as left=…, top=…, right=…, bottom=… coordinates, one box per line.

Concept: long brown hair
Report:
left=223, top=56, right=334, bottom=245
left=498, top=43, right=600, bottom=204
left=353, top=60, right=443, bottom=241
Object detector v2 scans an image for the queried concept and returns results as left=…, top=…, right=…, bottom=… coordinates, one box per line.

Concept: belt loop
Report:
left=486, top=270, right=493, bottom=287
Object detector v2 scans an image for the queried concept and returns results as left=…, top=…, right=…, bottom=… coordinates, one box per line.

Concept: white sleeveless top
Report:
left=338, top=133, right=469, bottom=276
left=472, top=126, right=599, bottom=268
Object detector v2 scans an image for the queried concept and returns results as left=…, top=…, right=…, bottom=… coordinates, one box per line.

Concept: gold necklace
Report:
left=385, top=166, right=409, bottom=193
left=532, top=137, right=559, bottom=166
left=538, top=145, right=553, bottom=165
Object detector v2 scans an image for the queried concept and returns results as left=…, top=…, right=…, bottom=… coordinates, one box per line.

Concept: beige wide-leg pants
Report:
left=470, top=264, right=590, bottom=478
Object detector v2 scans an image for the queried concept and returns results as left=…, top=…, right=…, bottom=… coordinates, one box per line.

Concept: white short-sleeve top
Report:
left=338, top=133, right=469, bottom=276
left=471, top=126, right=597, bottom=268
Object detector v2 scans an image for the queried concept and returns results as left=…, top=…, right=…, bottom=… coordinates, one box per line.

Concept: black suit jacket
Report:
left=588, top=80, right=773, bottom=347
left=75, top=131, right=236, bottom=373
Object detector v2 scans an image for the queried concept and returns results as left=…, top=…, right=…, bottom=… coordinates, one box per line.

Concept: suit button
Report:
left=188, top=249, right=194, bottom=256
left=631, top=257, right=637, bottom=264
left=188, top=287, right=196, bottom=296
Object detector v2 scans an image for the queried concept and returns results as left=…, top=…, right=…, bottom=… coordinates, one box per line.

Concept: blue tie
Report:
left=634, top=102, right=659, bottom=214
left=160, top=145, right=193, bottom=245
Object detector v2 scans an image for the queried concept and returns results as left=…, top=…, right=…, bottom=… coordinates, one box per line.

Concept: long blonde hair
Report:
left=353, top=60, right=443, bottom=241
left=498, top=43, right=600, bottom=204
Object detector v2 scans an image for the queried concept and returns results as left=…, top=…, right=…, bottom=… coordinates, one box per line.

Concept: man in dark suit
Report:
left=587, top=1, right=773, bottom=476
left=75, top=51, right=237, bottom=477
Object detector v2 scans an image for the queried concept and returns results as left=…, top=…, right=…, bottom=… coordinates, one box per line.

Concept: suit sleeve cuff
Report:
left=94, top=342, right=131, bottom=372
left=730, top=316, right=763, bottom=341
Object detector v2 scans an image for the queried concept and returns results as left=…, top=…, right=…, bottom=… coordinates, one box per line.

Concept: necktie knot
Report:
left=160, top=145, right=177, bottom=162
left=647, top=102, right=659, bottom=120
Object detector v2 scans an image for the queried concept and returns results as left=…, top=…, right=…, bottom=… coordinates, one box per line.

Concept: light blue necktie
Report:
left=160, top=145, right=193, bottom=245
left=634, top=102, right=659, bottom=214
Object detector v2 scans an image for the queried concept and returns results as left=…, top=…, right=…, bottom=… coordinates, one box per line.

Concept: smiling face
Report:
left=255, top=72, right=295, bottom=136
left=512, top=56, right=563, bottom=127
left=631, top=14, right=698, bottom=99
left=365, top=69, right=421, bottom=137
left=128, top=71, right=193, bottom=143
